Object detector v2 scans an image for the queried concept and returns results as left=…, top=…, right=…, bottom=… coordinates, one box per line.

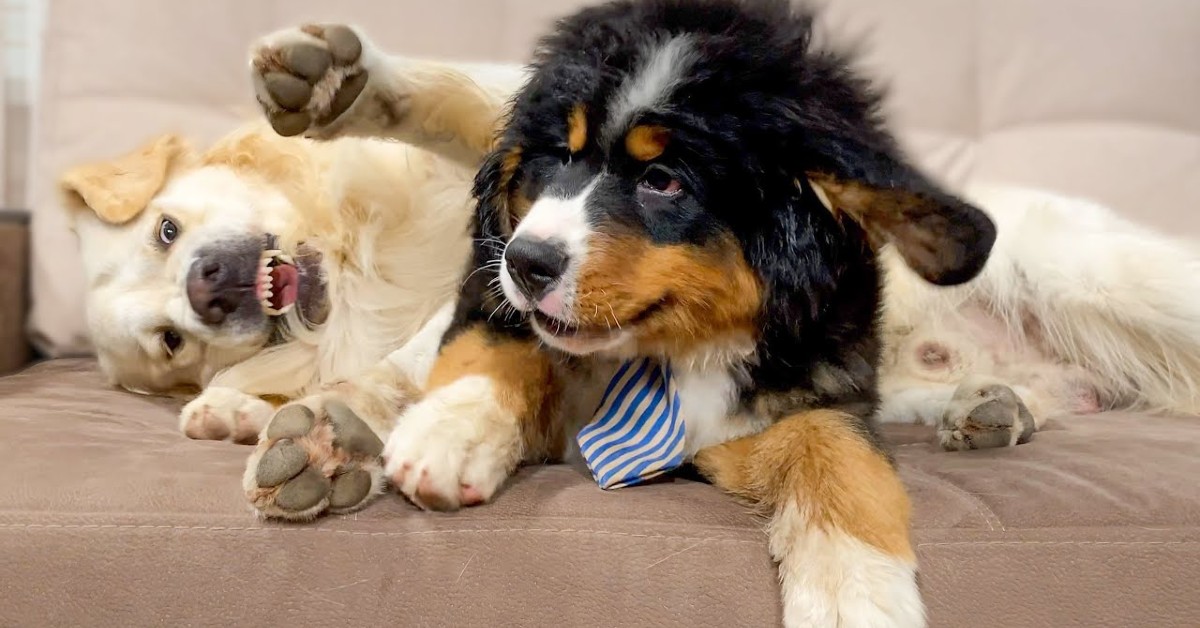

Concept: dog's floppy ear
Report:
left=472, top=142, right=524, bottom=238
left=802, top=139, right=995, bottom=286
left=60, top=134, right=191, bottom=225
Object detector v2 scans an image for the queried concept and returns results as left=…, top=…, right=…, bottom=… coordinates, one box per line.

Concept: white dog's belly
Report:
left=878, top=302, right=1104, bottom=425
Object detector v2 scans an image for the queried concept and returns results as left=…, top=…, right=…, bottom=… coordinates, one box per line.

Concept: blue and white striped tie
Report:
left=577, top=358, right=685, bottom=489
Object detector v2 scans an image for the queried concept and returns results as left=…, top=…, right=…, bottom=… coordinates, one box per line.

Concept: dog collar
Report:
left=577, top=357, right=685, bottom=489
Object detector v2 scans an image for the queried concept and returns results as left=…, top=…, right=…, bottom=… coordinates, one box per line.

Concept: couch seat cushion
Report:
left=2, top=359, right=1198, bottom=627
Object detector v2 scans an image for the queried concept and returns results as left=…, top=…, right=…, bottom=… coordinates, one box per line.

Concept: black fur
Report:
left=457, top=0, right=995, bottom=444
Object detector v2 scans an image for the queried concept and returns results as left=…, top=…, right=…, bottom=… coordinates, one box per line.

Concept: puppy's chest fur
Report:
left=558, top=353, right=878, bottom=461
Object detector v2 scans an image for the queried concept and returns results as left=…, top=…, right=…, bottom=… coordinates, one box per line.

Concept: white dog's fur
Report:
left=63, top=23, right=1200, bottom=628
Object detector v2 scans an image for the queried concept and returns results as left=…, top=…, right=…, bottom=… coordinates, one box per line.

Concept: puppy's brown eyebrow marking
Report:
left=568, top=104, right=588, bottom=153
left=625, top=125, right=670, bottom=161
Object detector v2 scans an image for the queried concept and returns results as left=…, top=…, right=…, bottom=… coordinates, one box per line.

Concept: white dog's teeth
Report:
left=277, top=303, right=295, bottom=315
left=276, top=253, right=294, bottom=264
left=264, top=249, right=282, bottom=259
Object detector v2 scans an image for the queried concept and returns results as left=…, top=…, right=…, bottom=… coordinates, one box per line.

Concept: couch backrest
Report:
left=27, top=0, right=1200, bottom=356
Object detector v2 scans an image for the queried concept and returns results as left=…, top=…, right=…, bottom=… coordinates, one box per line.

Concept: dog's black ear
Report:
left=802, top=137, right=996, bottom=286
left=472, top=143, right=525, bottom=239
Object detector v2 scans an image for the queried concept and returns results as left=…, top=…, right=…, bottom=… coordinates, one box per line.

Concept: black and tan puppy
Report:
left=237, top=0, right=995, bottom=624
left=381, top=1, right=993, bottom=624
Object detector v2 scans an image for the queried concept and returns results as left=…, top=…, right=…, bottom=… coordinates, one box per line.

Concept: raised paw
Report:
left=250, top=24, right=372, bottom=137
left=938, top=376, right=1036, bottom=451
left=383, top=378, right=521, bottom=511
left=243, top=399, right=386, bottom=520
left=179, top=386, right=274, bottom=444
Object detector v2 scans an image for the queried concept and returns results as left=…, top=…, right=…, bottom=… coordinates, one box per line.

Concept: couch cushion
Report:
left=3, top=360, right=1198, bottom=627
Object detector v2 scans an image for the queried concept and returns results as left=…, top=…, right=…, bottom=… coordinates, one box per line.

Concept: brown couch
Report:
left=4, top=0, right=1199, bottom=626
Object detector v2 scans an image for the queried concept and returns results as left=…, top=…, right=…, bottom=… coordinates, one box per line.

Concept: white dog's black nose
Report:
left=187, top=258, right=240, bottom=325
left=505, top=237, right=569, bottom=300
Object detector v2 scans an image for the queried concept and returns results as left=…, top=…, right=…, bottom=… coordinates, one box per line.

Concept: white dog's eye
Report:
left=161, top=329, right=184, bottom=357
left=158, top=217, right=180, bottom=246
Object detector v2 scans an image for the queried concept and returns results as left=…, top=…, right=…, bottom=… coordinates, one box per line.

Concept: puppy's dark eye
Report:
left=639, top=165, right=682, bottom=196
left=161, top=329, right=184, bottom=357
left=158, top=217, right=180, bottom=246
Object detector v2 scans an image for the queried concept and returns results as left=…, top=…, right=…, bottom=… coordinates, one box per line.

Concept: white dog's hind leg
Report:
left=967, top=185, right=1200, bottom=415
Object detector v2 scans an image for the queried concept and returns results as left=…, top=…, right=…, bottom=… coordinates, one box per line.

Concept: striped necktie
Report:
left=577, top=358, right=685, bottom=489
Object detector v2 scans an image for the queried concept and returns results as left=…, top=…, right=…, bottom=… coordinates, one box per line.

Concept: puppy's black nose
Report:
left=505, top=237, right=569, bottom=300
left=187, top=258, right=240, bottom=326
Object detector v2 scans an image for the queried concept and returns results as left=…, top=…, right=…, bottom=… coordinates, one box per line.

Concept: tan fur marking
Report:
left=427, top=326, right=563, bottom=459
left=60, top=135, right=192, bottom=225
left=574, top=233, right=762, bottom=357
left=567, top=104, right=588, bottom=154
left=694, top=410, right=914, bottom=561
left=625, top=125, right=669, bottom=161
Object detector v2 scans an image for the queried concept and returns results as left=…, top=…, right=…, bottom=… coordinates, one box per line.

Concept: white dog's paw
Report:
left=244, top=396, right=387, bottom=521
left=775, top=507, right=925, bottom=628
left=179, top=387, right=274, bottom=444
left=249, top=23, right=377, bottom=137
left=938, top=375, right=1036, bottom=452
left=383, top=376, right=521, bottom=511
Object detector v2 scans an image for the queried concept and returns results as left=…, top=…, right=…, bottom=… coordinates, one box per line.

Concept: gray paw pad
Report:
left=939, top=381, right=1036, bottom=451
left=266, top=405, right=315, bottom=440
left=320, top=71, right=369, bottom=124
left=326, top=401, right=384, bottom=457
left=329, top=469, right=373, bottom=510
left=274, top=467, right=332, bottom=512
left=256, top=439, right=308, bottom=487
left=321, top=25, right=362, bottom=65
left=268, top=111, right=311, bottom=137
left=282, top=43, right=331, bottom=83
left=263, top=72, right=312, bottom=111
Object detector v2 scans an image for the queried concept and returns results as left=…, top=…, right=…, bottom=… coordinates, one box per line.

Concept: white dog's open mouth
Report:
left=257, top=249, right=299, bottom=316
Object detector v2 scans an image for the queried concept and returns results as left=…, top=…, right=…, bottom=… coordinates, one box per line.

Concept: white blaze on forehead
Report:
left=512, top=177, right=599, bottom=247
left=500, top=177, right=600, bottom=313
left=604, top=35, right=698, bottom=140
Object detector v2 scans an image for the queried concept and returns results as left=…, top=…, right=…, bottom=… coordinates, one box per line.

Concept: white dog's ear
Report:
left=60, top=134, right=192, bottom=225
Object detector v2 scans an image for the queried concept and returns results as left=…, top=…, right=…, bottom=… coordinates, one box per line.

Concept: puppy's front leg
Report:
left=249, top=24, right=515, bottom=168
left=382, top=321, right=561, bottom=511
left=695, top=411, right=924, bottom=628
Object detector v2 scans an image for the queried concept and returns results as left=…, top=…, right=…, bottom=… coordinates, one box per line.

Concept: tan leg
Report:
left=695, top=410, right=924, bottom=628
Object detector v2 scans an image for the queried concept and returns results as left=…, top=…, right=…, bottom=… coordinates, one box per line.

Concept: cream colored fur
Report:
left=878, top=184, right=1200, bottom=427
left=63, top=34, right=523, bottom=437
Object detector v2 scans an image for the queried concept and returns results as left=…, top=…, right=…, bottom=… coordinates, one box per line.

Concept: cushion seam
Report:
left=919, top=540, right=1199, bottom=547
left=0, top=522, right=762, bottom=543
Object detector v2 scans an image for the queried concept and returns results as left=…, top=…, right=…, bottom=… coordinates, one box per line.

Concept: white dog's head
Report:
left=62, top=131, right=328, bottom=394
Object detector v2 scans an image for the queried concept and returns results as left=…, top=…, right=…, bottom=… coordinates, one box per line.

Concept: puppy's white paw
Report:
left=774, top=504, right=925, bottom=628
left=179, top=387, right=274, bottom=444
left=382, top=376, right=521, bottom=511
